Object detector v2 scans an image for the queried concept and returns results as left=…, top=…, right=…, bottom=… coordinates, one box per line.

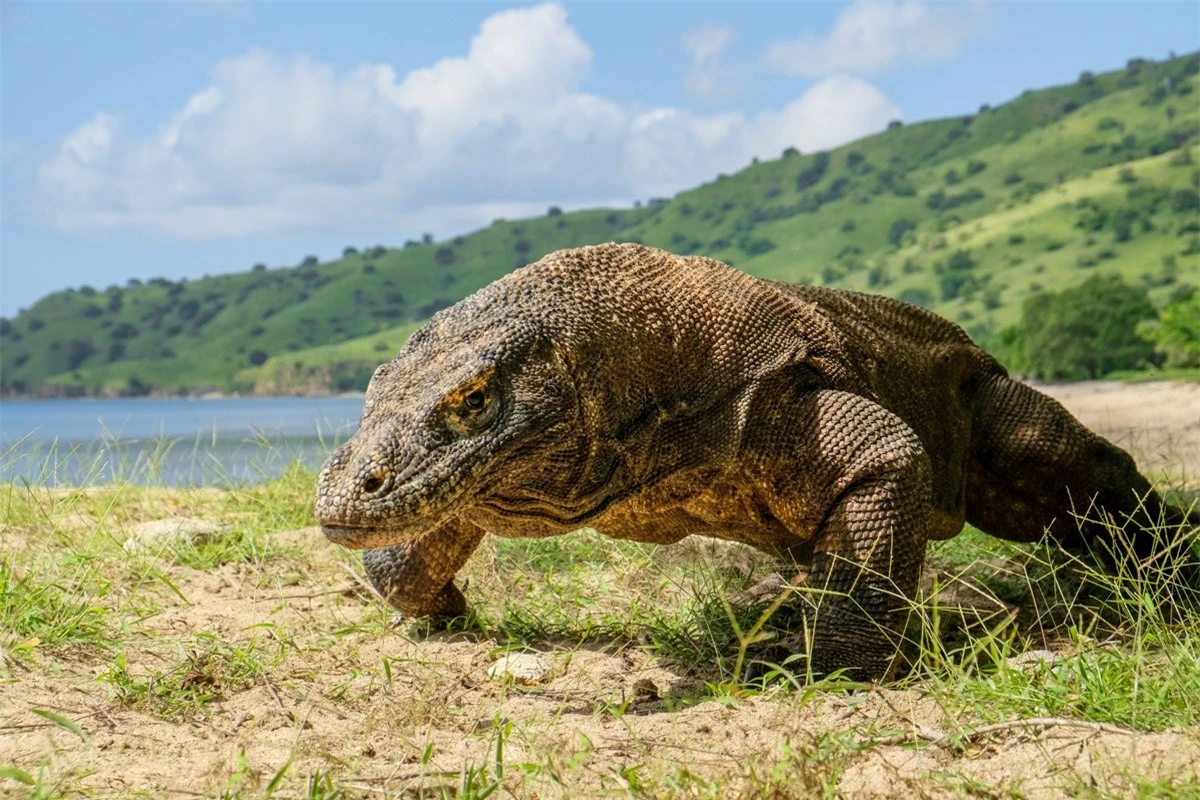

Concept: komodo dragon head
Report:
left=313, top=286, right=579, bottom=549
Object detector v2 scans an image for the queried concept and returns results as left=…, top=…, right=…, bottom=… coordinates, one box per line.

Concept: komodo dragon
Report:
left=315, top=242, right=1198, bottom=681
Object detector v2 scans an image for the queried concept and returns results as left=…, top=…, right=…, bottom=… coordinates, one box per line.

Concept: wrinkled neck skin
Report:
left=315, top=245, right=827, bottom=548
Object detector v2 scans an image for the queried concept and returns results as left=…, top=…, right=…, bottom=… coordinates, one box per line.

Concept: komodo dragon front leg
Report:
left=362, top=518, right=484, bottom=618
left=749, top=390, right=932, bottom=682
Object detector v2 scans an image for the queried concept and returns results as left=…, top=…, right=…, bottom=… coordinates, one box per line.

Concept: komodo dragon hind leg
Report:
left=361, top=519, right=484, bottom=618
left=964, top=374, right=1199, bottom=578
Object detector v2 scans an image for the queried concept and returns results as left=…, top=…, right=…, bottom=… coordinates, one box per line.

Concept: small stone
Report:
left=631, top=678, right=660, bottom=701
left=487, top=653, right=552, bottom=685
left=1006, top=649, right=1060, bottom=670
left=742, top=571, right=807, bottom=604
left=746, top=573, right=786, bottom=603
left=123, top=517, right=231, bottom=554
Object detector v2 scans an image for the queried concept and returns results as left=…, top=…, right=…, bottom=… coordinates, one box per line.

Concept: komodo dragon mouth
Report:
left=318, top=524, right=420, bottom=550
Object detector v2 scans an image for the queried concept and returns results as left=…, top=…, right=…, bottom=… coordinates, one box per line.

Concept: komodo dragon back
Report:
left=316, top=242, right=1199, bottom=682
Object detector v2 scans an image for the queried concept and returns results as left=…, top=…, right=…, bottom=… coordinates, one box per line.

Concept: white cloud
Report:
left=36, top=3, right=902, bottom=241
left=750, top=75, right=901, bottom=156
left=680, top=23, right=744, bottom=104
left=764, top=0, right=991, bottom=78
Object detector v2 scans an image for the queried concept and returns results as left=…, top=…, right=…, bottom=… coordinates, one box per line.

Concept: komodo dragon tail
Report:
left=964, top=373, right=1200, bottom=587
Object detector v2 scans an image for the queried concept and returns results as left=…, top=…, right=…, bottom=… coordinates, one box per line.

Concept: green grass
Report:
left=98, top=634, right=285, bottom=719
left=4, top=52, right=1199, bottom=396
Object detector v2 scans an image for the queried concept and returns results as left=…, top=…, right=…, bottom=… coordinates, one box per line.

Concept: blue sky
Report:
left=2, top=1, right=1197, bottom=316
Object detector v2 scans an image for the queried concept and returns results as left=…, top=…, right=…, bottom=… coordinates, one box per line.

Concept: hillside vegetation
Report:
left=3, top=53, right=1198, bottom=397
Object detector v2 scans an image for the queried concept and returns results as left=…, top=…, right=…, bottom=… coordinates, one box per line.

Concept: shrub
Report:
left=888, top=219, right=917, bottom=247
left=1112, top=208, right=1140, bottom=242
left=939, top=271, right=977, bottom=301
left=966, top=160, right=987, bottom=176
left=1171, top=188, right=1199, bottom=212
left=1002, top=275, right=1157, bottom=379
left=740, top=237, right=776, bottom=256
left=1169, top=149, right=1194, bottom=167
left=795, top=152, right=831, bottom=190
left=946, top=250, right=975, bottom=272
left=248, top=350, right=269, bottom=366
left=866, top=265, right=892, bottom=287
left=781, top=146, right=800, bottom=159
left=928, top=187, right=984, bottom=212
left=1011, top=182, right=1047, bottom=202
left=1140, top=289, right=1200, bottom=367
left=898, top=288, right=932, bottom=307
left=65, top=339, right=94, bottom=370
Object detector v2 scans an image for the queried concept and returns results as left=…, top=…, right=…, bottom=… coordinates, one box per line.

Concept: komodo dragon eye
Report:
left=444, top=374, right=500, bottom=437
left=464, top=390, right=486, bottom=411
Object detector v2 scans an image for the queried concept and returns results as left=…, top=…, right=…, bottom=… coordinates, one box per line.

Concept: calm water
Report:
left=0, top=396, right=367, bottom=486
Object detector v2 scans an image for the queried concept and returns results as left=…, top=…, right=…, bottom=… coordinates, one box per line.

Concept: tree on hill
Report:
left=1000, top=275, right=1158, bottom=380
left=1138, top=286, right=1200, bottom=367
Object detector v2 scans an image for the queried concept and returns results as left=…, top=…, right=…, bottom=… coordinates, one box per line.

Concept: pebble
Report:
left=122, top=517, right=231, bottom=554
left=487, top=653, right=552, bottom=685
left=1005, top=649, right=1061, bottom=670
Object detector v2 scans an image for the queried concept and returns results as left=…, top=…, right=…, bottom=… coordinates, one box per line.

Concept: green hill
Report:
left=3, top=53, right=1198, bottom=397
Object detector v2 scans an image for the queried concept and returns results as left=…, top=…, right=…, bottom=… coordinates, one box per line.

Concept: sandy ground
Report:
left=2, top=380, right=1199, bottom=798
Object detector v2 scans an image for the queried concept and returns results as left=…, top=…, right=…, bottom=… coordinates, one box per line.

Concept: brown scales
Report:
left=315, top=243, right=1198, bottom=681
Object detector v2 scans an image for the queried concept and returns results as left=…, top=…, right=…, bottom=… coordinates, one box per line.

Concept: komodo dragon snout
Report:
left=315, top=315, right=577, bottom=550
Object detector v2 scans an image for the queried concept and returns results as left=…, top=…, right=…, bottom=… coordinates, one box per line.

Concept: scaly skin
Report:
left=315, top=243, right=1198, bottom=681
